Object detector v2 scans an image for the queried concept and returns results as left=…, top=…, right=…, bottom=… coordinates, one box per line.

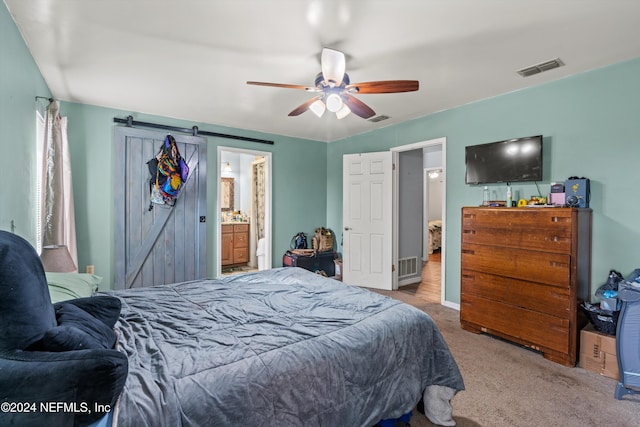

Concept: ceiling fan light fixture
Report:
left=321, top=48, right=346, bottom=86
left=247, top=48, right=418, bottom=121
left=309, top=99, right=326, bottom=117
left=336, top=104, right=351, bottom=120
left=325, top=93, right=343, bottom=112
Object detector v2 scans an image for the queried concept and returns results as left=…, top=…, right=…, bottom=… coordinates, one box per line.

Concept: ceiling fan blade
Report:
left=342, top=94, right=376, bottom=119
left=288, top=96, right=323, bottom=116
left=321, top=48, right=346, bottom=87
left=247, top=81, right=320, bottom=92
left=346, top=80, right=419, bottom=94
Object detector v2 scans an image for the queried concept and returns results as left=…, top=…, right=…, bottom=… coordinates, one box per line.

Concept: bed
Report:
left=0, top=229, right=462, bottom=427
left=102, top=267, right=464, bottom=426
left=428, top=220, right=442, bottom=254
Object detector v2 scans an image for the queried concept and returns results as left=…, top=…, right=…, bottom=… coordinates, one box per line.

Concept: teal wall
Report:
left=0, top=3, right=51, bottom=245
left=328, top=57, right=640, bottom=304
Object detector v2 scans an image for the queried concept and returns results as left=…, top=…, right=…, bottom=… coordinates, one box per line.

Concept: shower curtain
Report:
left=41, top=100, right=78, bottom=270
left=249, top=158, right=266, bottom=268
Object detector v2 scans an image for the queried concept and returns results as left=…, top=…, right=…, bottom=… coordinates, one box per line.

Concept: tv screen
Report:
left=465, top=135, right=543, bottom=184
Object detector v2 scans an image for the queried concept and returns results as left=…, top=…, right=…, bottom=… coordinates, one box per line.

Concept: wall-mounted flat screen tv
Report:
left=465, top=135, right=543, bottom=184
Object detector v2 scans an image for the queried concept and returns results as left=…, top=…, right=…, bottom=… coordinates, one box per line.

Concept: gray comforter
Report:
left=108, top=267, right=463, bottom=427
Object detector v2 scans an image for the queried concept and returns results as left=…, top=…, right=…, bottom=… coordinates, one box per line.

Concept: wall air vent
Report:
left=369, top=115, right=390, bottom=123
left=398, top=256, right=418, bottom=279
left=517, top=58, right=565, bottom=77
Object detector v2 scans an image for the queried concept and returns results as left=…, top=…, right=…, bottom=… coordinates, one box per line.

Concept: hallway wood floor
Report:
left=397, top=250, right=441, bottom=303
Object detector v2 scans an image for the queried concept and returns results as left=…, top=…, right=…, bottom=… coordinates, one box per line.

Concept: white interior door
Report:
left=342, top=152, right=393, bottom=290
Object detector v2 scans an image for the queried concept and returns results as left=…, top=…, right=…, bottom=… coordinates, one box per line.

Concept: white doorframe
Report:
left=216, top=146, right=272, bottom=277
left=423, top=168, right=430, bottom=262
left=390, top=137, right=446, bottom=303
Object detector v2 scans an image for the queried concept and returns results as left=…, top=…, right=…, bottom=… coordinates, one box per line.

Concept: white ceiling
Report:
left=6, top=0, right=640, bottom=142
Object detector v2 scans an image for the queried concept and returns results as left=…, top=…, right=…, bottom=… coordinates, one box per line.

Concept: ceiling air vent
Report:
left=369, top=115, right=390, bottom=123
left=517, top=58, right=565, bottom=77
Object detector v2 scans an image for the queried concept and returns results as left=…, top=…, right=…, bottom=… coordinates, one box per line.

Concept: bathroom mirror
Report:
left=221, top=177, right=234, bottom=211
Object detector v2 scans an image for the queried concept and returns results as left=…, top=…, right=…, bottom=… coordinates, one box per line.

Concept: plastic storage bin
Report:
left=614, top=282, right=640, bottom=399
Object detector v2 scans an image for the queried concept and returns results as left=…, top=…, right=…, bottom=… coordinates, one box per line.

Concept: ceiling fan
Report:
left=247, top=48, right=419, bottom=120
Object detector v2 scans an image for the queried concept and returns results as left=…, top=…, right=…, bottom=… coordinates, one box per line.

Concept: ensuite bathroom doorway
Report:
left=217, top=146, right=272, bottom=277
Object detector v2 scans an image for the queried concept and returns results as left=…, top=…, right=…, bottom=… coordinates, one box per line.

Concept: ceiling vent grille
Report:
left=369, top=115, right=390, bottom=123
left=517, top=58, right=565, bottom=77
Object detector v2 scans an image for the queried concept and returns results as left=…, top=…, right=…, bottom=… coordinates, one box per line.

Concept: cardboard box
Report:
left=580, top=324, right=619, bottom=380
left=333, top=259, right=343, bottom=281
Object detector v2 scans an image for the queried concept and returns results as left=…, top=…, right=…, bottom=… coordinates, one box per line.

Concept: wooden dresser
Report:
left=460, top=207, right=592, bottom=366
left=221, top=223, right=249, bottom=267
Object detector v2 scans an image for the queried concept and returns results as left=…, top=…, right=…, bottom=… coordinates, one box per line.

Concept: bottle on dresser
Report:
left=483, top=186, right=490, bottom=206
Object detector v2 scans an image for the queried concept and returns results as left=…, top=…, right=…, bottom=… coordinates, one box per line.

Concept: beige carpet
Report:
left=375, top=290, right=640, bottom=427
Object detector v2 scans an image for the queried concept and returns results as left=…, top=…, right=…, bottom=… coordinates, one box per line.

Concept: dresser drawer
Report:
left=462, top=243, right=570, bottom=287
left=461, top=293, right=570, bottom=355
left=461, top=269, right=571, bottom=318
left=462, top=208, right=573, bottom=253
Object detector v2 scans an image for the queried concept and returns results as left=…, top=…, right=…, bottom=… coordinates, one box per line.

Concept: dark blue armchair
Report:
left=0, top=231, right=127, bottom=427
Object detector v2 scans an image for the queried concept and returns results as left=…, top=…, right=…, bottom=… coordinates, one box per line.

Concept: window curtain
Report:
left=40, top=100, right=78, bottom=270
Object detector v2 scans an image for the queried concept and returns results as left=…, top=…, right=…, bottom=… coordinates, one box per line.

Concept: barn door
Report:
left=114, top=127, right=207, bottom=289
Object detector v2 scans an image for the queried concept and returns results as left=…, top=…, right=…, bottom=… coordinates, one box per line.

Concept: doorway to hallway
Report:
left=392, top=137, right=445, bottom=303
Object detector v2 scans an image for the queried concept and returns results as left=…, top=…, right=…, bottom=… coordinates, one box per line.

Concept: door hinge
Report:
left=392, top=264, right=395, bottom=272
left=392, top=163, right=396, bottom=171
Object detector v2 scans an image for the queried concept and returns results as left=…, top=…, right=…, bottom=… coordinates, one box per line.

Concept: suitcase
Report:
left=283, top=250, right=336, bottom=277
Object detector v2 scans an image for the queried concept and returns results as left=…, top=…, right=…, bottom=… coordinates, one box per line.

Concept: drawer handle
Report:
left=463, top=213, right=476, bottom=219
left=462, top=249, right=475, bottom=255
left=550, top=236, right=570, bottom=243
left=463, top=230, right=476, bottom=235
left=551, top=216, right=570, bottom=223
left=462, top=274, right=475, bottom=280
